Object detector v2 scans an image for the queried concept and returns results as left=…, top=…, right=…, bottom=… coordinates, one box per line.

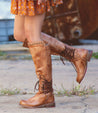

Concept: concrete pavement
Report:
left=0, top=94, right=98, bottom=113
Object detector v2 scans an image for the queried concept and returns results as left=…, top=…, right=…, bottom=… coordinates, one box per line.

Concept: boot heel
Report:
left=44, top=102, right=55, bottom=108
left=87, top=50, right=93, bottom=61
left=39, top=102, right=55, bottom=108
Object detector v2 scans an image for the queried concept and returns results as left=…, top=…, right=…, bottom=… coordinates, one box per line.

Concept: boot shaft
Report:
left=28, top=41, right=53, bottom=93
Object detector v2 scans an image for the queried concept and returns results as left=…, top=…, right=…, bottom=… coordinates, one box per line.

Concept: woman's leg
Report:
left=20, top=13, right=55, bottom=108
left=24, top=13, right=45, bottom=43
left=14, top=15, right=26, bottom=42
left=14, top=14, right=45, bottom=43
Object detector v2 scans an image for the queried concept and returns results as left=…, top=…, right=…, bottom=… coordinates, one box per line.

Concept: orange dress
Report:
left=11, top=0, right=63, bottom=16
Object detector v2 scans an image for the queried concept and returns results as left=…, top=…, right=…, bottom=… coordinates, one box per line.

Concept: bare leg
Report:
left=14, top=13, right=45, bottom=43
left=24, top=13, right=45, bottom=43
left=14, top=15, right=25, bottom=42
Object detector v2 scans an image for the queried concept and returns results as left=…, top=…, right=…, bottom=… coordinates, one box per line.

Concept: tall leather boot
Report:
left=20, top=41, right=55, bottom=108
left=23, top=33, right=93, bottom=83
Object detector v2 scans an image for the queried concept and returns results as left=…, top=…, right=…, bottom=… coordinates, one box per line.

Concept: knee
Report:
left=14, top=30, right=25, bottom=42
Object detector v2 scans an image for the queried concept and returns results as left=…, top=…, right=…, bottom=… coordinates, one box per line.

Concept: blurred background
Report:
left=0, top=0, right=98, bottom=45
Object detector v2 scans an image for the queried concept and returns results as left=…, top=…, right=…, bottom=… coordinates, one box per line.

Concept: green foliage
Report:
left=55, top=84, right=96, bottom=96
left=92, top=52, right=98, bottom=59
left=0, top=88, right=20, bottom=96
left=0, top=51, right=6, bottom=56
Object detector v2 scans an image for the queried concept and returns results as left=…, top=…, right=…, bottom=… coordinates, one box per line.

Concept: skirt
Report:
left=11, top=0, right=63, bottom=16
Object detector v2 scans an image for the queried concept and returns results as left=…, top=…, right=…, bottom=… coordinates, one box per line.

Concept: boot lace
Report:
left=60, top=47, right=77, bottom=73
left=61, top=47, right=75, bottom=61
left=34, top=79, right=53, bottom=94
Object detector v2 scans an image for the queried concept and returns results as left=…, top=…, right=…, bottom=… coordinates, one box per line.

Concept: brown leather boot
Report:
left=23, top=33, right=93, bottom=83
left=20, top=41, right=55, bottom=108
left=60, top=45, right=93, bottom=83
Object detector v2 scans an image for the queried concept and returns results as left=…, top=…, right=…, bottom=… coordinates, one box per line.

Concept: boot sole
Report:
left=20, top=102, right=55, bottom=108
left=38, top=102, right=55, bottom=108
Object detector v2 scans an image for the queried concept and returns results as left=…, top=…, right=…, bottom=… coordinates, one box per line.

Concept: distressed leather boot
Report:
left=60, top=45, right=93, bottom=83
left=23, top=33, right=93, bottom=83
left=20, top=41, right=55, bottom=108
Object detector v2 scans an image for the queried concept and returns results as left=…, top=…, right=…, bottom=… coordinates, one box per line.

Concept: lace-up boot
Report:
left=20, top=41, right=55, bottom=108
left=60, top=45, right=93, bottom=83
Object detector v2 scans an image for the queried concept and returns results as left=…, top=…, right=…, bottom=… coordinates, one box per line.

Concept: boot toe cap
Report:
left=19, top=100, right=27, bottom=107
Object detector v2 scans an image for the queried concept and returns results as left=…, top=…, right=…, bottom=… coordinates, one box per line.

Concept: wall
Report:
left=0, top=19, right=14, bottom=42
